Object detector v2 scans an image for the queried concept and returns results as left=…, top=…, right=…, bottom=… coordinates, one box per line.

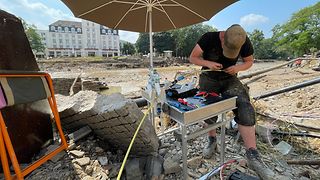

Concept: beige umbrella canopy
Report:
left=61, top=0, right=238, bottom=68
left=62, top=0, right=237, bottom=32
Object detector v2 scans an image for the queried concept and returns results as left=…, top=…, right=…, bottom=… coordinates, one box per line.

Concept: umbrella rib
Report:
left=114, top=0, right=147, bottom=29
left=167, top=0, right=208, bottom=20
left=113, top=0, right=146, bottom=5
left=153, top=0, right=177, bottom=29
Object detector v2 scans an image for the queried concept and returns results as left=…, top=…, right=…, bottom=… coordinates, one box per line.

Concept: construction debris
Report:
left=57, top=91, right=159, bottom=155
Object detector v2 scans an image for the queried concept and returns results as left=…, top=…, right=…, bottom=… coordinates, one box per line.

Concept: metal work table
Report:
left=163, top=96, right=237, bottom=179
left=141, top=90, right=237, bottom=179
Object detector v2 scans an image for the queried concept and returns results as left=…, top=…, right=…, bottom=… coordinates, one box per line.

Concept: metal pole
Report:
left=220, top=113, right=226, bottom=163
left=253, top=77, right=320, bottom=100
left=148, top=7, right=153, bottom=70
left=239, top=58, right=306, bottom=80
left=181, top=124, right=188, bottom=180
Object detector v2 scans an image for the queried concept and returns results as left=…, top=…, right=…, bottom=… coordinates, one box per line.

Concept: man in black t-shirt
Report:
left=189, top=24, right=275, bottom=179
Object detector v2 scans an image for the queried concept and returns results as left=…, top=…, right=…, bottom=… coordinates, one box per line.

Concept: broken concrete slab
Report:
left=57, top=91, right=159, bottom=155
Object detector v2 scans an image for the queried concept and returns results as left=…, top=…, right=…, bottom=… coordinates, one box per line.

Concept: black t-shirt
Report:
left=197, top=32, right=253, bottom=77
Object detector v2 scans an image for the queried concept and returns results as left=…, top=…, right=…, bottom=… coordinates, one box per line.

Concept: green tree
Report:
left=172, top=23, right=216, bottom=57
left=153, top=31, right=175, bottom=54
left=248, top=29, right=265, bottom=59
left=135, top=33, right=149, bottom=54
left=272, top=2, right=320, bottom=57
left=21, top=19, right=45, bottom=54
left=121, top=42, right=136, bottom=55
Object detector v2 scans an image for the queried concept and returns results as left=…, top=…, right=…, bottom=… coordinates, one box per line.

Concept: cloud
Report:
left=240, top=14, right=269, bottom=26
left=13, top=0, right=78, bottom=21
left=119, top=30, right=139, bottom=43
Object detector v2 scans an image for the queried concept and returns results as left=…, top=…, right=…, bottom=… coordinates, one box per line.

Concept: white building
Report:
left=37, top=20, right=120, bottom=58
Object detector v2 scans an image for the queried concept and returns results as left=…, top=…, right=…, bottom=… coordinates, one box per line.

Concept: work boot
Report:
left=246, top=148, right=276, bottom=180
left=203, top=136, right=217, bottom=159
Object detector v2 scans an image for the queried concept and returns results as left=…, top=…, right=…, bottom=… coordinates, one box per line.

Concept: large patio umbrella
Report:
left=61, top=0, right=238, bottom=70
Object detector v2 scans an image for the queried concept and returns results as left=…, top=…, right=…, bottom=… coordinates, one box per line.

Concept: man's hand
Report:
left=224, top=65, right=239, bottom=75
left=207, top=61, right=223, bottom=71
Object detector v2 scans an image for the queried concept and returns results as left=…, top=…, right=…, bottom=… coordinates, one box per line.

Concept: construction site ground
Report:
left=22, top=58, right=320, bottom=180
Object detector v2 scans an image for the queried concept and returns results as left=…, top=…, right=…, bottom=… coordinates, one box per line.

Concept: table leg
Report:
left=220, top=113, right=226, bottom=164
left=181, top=124, right=188, bottom=179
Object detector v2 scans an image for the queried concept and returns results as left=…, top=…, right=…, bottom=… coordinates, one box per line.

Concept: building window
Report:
left=57, top=26, right=62, bottom=32
left=50, top=26, right=55, bottom=31
left=52, top=33, right=56, bottom=37
left=65, top=27, right=69, bottom=32
left=102, top=29, right=106, bottom=34
left=71, top=27, right=75, bottom=33
left=77, top=28, right=82, bottom=33
left=52, top=39, right=56, bottom=43
left=59, top=39, right=63, bottom=44
left=113, top=30, right=117, bottom=34
left=59, top=34, right=62, bottom=38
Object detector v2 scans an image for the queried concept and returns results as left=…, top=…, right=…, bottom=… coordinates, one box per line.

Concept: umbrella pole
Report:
left=148, top=9, right=153, bottom=70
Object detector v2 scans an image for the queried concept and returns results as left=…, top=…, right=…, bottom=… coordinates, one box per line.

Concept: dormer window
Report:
left=50, top=26, right=55, bottom=31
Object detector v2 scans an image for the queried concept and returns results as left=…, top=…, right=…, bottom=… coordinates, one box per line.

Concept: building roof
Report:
left=50, top=20, right=81, bottom=28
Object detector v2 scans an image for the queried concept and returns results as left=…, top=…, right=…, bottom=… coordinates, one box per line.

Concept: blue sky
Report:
left=0, top=0, right=318, bottom=43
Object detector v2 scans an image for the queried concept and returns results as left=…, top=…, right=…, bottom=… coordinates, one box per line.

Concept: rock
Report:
left=159, top=148, right=168, bottom=156
left=82, top=175, right=95, bottom=180
left=95, top=147, right=104, bottom=153
left=275, top=166, right=284, bottom=173
left=125, top=158, right=144, bottom=180
left=75, top=157, right=91, bottom=166
left=198, top=168, right=207, bottom=174
left=85, top=166, right=94, bottom=175
left=236, top=166, right=247, bottom=173
left=100, top=172, right=108, bottom=180
left=145, top=155, right=164, bottom=179
left=97, top=156, right=109, bottom=166
left=69, top=150, right=85, bottom=158
left=163, top=156, right=182, bottom=174
left=187, top=156, right=202, bottom=169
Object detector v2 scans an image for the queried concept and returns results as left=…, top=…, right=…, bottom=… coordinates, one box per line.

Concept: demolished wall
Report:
left=57, top=91, right=159, bottom=155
